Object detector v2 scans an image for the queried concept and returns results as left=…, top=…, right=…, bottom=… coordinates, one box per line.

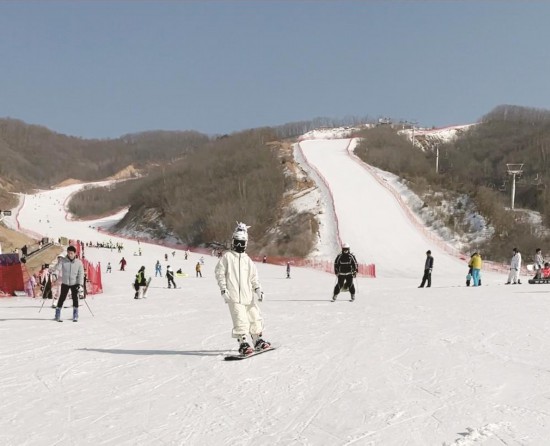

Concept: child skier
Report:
left=215, top=222, right=271, bottom=355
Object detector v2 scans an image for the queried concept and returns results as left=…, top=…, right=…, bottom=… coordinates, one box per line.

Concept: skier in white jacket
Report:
left=215, top=222, right=271, bottom=355
left=506, top=247, right=522, bottom=285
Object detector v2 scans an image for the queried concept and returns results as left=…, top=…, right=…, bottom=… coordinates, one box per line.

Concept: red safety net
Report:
left=248, top=255, right=376, bottom=278
left=95, top=228, right=377, bottom=278
left=0, top=254, right=24, bottom=296
left=83, top=258, right=103, bottom=295
left=67, top=240, right=103, bottom=295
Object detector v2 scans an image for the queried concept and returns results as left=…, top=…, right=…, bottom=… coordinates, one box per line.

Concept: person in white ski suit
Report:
left=215, top=222, right=271, bottom=355
left=506, top=247, right=522, bottom=284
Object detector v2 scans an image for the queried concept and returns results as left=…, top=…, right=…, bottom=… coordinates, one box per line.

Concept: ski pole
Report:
left=38, top=299, right=47, bottom=313
left=82, top=298, right=95, bottom=317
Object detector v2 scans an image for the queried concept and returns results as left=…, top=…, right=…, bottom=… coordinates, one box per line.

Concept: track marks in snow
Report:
left=443, top=423, right=507, bottom=445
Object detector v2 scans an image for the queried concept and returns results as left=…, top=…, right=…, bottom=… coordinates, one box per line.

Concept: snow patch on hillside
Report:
left=371, top=166, right=494, bottom=253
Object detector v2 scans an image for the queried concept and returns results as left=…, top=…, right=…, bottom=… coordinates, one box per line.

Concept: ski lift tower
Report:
left=506, top=163, right=524, bottom=210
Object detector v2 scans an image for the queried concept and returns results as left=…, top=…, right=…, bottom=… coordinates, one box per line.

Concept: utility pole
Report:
left=410, top=120, right=418, bottom=147
left=506, top=163, right=524, bottom=210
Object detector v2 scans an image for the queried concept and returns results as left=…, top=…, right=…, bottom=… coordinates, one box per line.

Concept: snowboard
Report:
left=143, top=277, right=152, bottom=297
left=224, top=346, right=276, bottom=361
left=528, top=278, right=550, bottom=284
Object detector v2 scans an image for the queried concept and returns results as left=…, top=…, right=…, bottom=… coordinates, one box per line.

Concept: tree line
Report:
left=0, top=118, right=209, bottom=189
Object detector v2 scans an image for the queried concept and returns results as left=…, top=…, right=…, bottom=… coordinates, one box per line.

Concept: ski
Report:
left=224, top=346, right=276, bottom=361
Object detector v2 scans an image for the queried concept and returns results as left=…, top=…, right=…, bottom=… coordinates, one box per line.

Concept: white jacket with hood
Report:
left=215, top=250, right=261, bottom=305
left=511, top=251, right=522, bottom=270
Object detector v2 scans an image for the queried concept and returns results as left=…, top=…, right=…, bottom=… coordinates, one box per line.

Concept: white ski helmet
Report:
left=342, top=242, right=350, bottom=251
left=232, top=222, right=250, bottom=253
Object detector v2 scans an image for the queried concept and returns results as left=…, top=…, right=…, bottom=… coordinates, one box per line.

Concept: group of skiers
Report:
left=415, top=246, right=550, bottom=288
left=44, top=221, right=363, bottom=357
left=45, top=219, right=550, bottom=359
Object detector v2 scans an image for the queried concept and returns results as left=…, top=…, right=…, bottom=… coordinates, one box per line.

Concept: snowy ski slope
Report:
left=1, top=138, right=550, bottom=445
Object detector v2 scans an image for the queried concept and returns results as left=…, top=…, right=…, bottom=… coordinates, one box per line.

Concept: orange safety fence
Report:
left=250, top=255, right=376, bottom=278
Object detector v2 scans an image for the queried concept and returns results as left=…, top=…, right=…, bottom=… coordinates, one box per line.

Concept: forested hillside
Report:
left=66, top=117, right=369, bottom=255
left=355, top=105, right=550, bottom=260
left=0, top=118, right=209, bottom=190
left=113, top=128, right=287, bottom=250
left=6, top=108, right=550, bottom=261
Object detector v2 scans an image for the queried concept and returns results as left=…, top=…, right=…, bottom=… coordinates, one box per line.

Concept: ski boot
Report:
left=238, top=342, right=254, bottom=356
left=350, top=294, right=355, bottom=302
left=54, top=307, right=61, bottom=322
left=73, top=307, right=79, bottom=322
left=253, top=338, right=271, bottom=351
left=331, top=294, right=337, bottom=302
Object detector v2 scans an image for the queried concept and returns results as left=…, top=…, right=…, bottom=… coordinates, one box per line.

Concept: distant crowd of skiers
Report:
left=415, top=246, right=550, bottom=289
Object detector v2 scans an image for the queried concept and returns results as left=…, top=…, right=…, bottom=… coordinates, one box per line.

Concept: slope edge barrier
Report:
left=296, top=140, right=376, bottom=278
left=345, top=140, right=512, bottom=275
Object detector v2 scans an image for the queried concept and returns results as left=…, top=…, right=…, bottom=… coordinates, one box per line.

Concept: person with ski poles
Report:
left=53, top=245, right=84, bottom=322
left=215, top=222, right=271, bottom=356
left=332, top=242, right=358, bottom=301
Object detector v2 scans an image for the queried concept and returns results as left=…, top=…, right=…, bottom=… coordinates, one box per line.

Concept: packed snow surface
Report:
left=2, top=136, right=550, bottom=445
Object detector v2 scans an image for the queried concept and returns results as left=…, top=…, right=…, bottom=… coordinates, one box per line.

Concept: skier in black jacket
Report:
left=418, top=250, right=434, bottom=288
left=332, top=243, right=358, bottom=302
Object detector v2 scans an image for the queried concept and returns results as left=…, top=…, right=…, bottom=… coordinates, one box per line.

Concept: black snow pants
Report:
left=333, top=275, right=355, bottom=296
left=57, top=284, right=79, bottom=308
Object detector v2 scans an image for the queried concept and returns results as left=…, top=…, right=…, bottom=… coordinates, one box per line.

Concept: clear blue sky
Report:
left=1, top=1, right=549, bottom=139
